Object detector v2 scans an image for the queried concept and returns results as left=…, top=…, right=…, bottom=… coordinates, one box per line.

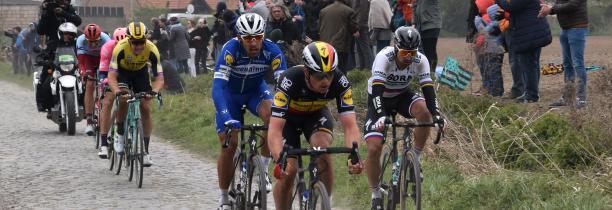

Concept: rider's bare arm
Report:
left=268, top=117, right=286, bottom=161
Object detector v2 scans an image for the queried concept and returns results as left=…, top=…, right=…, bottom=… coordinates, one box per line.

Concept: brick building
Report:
left=0, top=0, right=40, bottom=32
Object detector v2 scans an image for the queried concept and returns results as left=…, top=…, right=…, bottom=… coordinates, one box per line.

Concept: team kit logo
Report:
left=274, top=91, right=288, bottom=108
left=224, top=51, right=234, bottom=66
left=271, top=57, right=281, bottom=70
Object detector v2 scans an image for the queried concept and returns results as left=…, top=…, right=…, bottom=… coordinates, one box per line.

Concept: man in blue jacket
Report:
left=496, top=0, right=552, bottom=103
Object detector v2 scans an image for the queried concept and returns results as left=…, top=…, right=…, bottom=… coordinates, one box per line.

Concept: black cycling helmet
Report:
left=394, top=26, right=421, bottom=50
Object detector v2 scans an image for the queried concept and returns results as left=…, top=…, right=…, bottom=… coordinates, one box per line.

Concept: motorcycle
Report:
left=33, top=46, right=84, bottom=135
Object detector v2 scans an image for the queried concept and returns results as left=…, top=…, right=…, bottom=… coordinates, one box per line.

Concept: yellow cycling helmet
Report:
left=127, top=22, right=147, bottom=40
left=302, top=41, right=338, bottom=73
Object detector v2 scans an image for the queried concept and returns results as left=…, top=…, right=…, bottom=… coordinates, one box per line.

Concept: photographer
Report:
left=36, top=0, right=81, bottom=52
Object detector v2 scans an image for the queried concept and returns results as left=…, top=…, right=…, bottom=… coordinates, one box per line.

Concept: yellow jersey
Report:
left=109, top=39, right=163, bottom=77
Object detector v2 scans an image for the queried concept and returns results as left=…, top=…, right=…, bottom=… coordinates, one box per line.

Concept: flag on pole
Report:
left=439, top=56, right=473, bottom=90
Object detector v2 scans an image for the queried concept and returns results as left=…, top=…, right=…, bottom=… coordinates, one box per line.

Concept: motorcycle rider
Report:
left=36, top=22, right=78, bottom=115
left=35, top=0, right=81, bottom=112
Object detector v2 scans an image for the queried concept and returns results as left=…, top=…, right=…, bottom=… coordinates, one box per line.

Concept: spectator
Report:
left=288, top=0, right=306, bottom=38
left=540, top=0, right=589, bottom=108
left=168, top=16, right=191, bottom=74
left=151, top=17, right=170, bottom=60
left=212, top=2, right=229, bottom=61
left=496, top=0, right=552, bottom=103
left=267, top=4, right=299, bottom=45
left=303, top=0, right=333, bottom=41
left=369, top=0, right=393, bottom=53
left=20, top=23, right=39, bottom=75
left=352, top=0, right=374, bottom=71
left=413, top=0, right=441, bottom=72
left=319, top=0, right=360, bottom=73
left=466, top=0, right=480, bottom=43
left=4, top=27, right=21, bottom=74
left=474, top=2, right=509, bottom=97
left=189, top=19, right=213, bottom=74
left=247, top=0, right=271, bottom=20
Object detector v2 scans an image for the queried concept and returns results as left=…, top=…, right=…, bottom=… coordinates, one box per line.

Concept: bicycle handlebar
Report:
left=279, top=142, right=360, bottom=171
left=384, top=117, right=445, bottom=145
left=221, top=124, right=268, bottom=149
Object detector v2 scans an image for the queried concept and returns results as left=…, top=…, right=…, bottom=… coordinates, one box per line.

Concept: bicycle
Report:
left=378, top=114, right=443, bottom=210
left=223, top=107, right=269, bottom=210
left=116, top=91, right=162, bottom=188
left=278, top=142, right=361, bottom=210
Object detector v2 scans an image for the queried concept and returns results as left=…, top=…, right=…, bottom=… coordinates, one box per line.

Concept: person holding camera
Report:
left=35, top=0, right=81, bottom=112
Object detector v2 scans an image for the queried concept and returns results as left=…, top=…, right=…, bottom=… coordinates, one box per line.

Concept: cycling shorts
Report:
left=215, top=81, right=273, bottom=133
left=117, top=68, right=152, bottom=94
left=363, top=90, right=424, bottom=140
left=282, top=107, right=335, bottom=149
left=77, top=54, right=100, bottom=80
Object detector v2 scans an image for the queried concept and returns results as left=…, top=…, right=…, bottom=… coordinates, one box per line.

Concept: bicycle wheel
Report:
left=247, top=155, right=267, bottom=210
left=126, top=123, right=134, bottom=181
left=289, top=176, right=306, bottom=210
left=308, top=181, right=331, bottom=210
left=229, top=153, right=246, bottom=209
left=399, top=151, right=421, bottom=210
left=134, top=119, right=145, bottom=188
left=93, top=84, right=100, bottom=149
left=380, top=144, right=398, bottom=210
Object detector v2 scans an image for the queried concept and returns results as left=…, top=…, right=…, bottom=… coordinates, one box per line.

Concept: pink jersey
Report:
left=99, top=40, right=117, bottom=73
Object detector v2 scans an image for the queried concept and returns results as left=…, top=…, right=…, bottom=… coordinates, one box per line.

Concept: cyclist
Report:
left=363, top=26, right=446, bottom=210
left=107, top=22, right=164, bottom=166
left=95, top=27, right=127, bottom=158
left=76, top=23, right=111, bottom=136
left=212, top=13, right=286, bottom=210
left=268, top=42, right=364, bottom=210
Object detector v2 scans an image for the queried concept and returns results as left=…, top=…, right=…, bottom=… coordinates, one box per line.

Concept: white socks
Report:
left=219, top=189, right=229, bottom=204
left=371, top=186, right=382, bottom=199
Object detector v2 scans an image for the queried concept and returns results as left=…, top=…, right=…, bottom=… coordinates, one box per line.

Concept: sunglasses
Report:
left=398, top=49, right=417, bottom=58
left=309, top=70, right=334, bottom=81
left=240, top=34, right=264, bottom=42
left=129, top=39, right=146, bottom=46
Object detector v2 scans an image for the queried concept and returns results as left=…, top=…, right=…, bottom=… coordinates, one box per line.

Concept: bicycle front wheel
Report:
left=380, top=144, right=398, bottom=210
left=247, top=155, right=268, bottom=210
left=308, top=181, right=331, bottom=210
left=134, top=119, right=145, bottom=188
left=399, top=151, right=421, bottom=210
left=230, top=153, right=246, bottom=209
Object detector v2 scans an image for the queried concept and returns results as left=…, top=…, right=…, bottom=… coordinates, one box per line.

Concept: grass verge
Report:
left=4, top=62, right=607, bottom=209
left=151, top=70, right=610, bottom=209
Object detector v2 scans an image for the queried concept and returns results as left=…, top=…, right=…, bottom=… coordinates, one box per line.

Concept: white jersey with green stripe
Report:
left=367, top=46, right=432, bottom=98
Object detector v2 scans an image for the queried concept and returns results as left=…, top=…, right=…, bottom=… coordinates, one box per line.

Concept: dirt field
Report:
left=436, top=36, right=612, bottom=116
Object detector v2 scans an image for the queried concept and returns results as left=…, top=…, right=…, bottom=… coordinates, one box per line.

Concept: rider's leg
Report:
left=366, top=137, right=384, bottom=198
left=256, top=99, right=273, bottom=163
left=85, top=79, right=95, bottom=124
left=99, top=92, right=115, bottom=147
left=140, top=98, right=152, bottom=153
left=410, top=100, right=432, bottom=154
left=309, top=131, right=334, bottom=194
left=114, top=87, right=129, bottom=134
left=273, top=158, right=298, bottom=209
left=217, top=130, right=239, bottom=203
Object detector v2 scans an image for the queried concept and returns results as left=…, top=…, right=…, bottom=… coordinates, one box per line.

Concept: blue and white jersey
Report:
left=213, top=38, right=287, bottom=94
left=76, top=32, right=111, bottom=57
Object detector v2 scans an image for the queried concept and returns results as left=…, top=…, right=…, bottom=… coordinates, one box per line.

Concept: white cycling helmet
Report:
left=57, top=22, right=78, bottom=40
left=235, top=13, right=265, bottom=36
